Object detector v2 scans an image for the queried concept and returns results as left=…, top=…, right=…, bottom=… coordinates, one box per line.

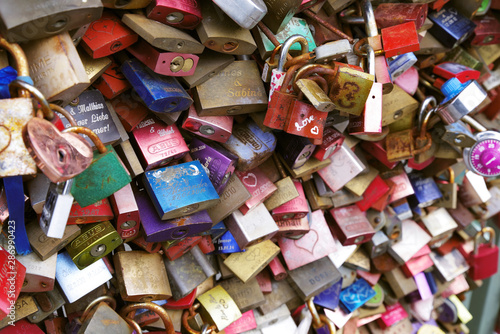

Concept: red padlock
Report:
left=146, top=0, right=203, bottom=30
left=469, top=227, right=499, bottom=280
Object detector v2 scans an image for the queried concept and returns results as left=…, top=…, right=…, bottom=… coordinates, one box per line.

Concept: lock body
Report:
left=39, top=180, right=74, bottom=239
left=327, top=205, right=375, bottom=245
left=132, top=116, right=189, bottom=171
left=275, top=132, right=316, bottom=169
left=182, top=105, right=233, bottom=143
left=428, top=5, right=477, bottom=49
left=212, top=0, right=267, bottom=30
left=236, top=167, right=277, bottom=214
left=110, top=184, right=141, bottom=239
left=94, top=61, right=132, bottom=100
left=146, top=0, right=202, bottom=30
left=313, top=127, right=344, bottom=161
left=207, top=174, right=251, bottom=224
left=17, top=252, right=56, bottom=293
left=272, top=180, right=308, bottom=221
left=261, top=0, right=302, bottom=34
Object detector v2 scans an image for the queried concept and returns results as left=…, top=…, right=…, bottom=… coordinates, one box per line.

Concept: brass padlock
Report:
left=435, top=167, right=458, bottom=209
left=196, top=285, right=242, bottom=331
left=218, top=276, right=265, bottom=313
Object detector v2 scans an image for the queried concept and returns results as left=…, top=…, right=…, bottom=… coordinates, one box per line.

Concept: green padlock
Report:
left=64, top=126, right=132, bottom=207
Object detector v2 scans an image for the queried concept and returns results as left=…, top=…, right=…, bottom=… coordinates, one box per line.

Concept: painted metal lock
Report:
left=326, top=63, right=374, bottom=116
left=121, top=58, right=193, bottom=114
left=39, top=180, right=74, bottom=239
left=195, top=60, right=267, bottom=117
left=132, top=115, right=189, bottom=171
left=284, top=93, right=327, bottom=140
left=146, top=0, right=202, bottom=30
left=207, top=174, right=251, bottom=224
left=314, top=279, right=343, bottom=311
left=434, top=62, right=480, bottom=83
left=65, top=220, right=122, bottom=269
left=275, top=215, right=311, bottom=239
left=180, top=49, right=234, bottom=89
left=236, top=167, right=277, bottom=214
left=109, top=184, right=141, bottom=239
left=313, top=127, right=344, bottom=161
left=381, top=21, right=420, bottom=58
left=68, top=129, right=131, bottom=208
left=221, top=119, right=276, bottom=171
left=55, top=252, right=111, bottom=303
left=348, top=44, right=383, bottom=135
left=81, top=11, right=138, bottom=59
left=388, top=52, right=418, bottom=79
left=435, top=168, right=458, bottom=209
left=421, top=208, right=458, bottom=248
left=163, top=236, right=202, bottom=261
left=384, top=208, right=403, bottom=244
left=197, top=285, right=242, bottom=331
left=408, top=172, right=443, bottom=208
left=278, top=209, right=336, bottom=270
left=26, top=222, right=80, bottom=261
left=164, top=245, right=216, bottom=300
left=469, top=227, right=499, bottom=280
left=130, top=234, right=162, bottom=254
left=213, top=230, right=243, bottom=254
left=272, top=180, right=308, bottom=221
left=182, top=105, right=233, bottom=143
left=114, top=250, right=172, bottom=302
left=121, top=13, right=204, bottom=54
left=296, top=77, right=335, bottom=113
left=430, top=248, right=470, bottom=282
left=143, top=160, right=219, bottom=220
left=472, top=14, right=500, bottom=45
left=365, top=230, right=390, bottom=258
left=0, top=0, right=102, bottom=43
left=23, top=31, right=90, bottom=107
left=213, top=0, right=267, bottom=30
left=287, top=256, right=342, bottom=301
left=312, top=174, right=334, bottom=197
left=428, top=5, right=477, bottom=49
left=127, top=39, right=199, bottom=77
left=93, top=61, right=131, bottom=100
left=225, top=202, right=279, bottom=249
left=388, top=219, right=431, bottom=265
left=327, top=205, right=375, bottom=245
left=79, top=302, right=134, bottom=334
left=339, top=278, right=376, bottom=313
left=190, top=137, right=238, bottom=194
left=374, top=3, right=428, bottom=30
left=275, top=132, right=315, bottom=169
left=67, top=198, right=114, bottom=225
left=196, top=1, right=257, bottom=55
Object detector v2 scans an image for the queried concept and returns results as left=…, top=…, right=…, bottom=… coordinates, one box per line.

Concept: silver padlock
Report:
left=212, top=0, right=268, bottom=29
left=39, top=180, right=74, bottom=239
left=314, top=39, right=351, bottom=64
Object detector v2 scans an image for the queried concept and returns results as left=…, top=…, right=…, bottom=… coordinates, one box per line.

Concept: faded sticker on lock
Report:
left=328, top=66, right=374, bottom=116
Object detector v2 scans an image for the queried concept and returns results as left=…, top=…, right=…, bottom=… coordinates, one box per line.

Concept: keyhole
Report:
left=57, top=149, right=66, bottom=163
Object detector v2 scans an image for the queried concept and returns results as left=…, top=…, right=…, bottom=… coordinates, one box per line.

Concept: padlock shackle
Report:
left=80, top=296, right=117, bottom=323
left=361, top=0, right=378, bottom=38
left=361, top=44, right=375, bottom=76
left=293, top=64, right=335, bottom=94
left=307, top=298, right=337, bottom=333
left=474, top=227, right=496, bottom=255
left=418, top=96, right=437, bottom=138
left=49, top=103, right=77, bottom=127
left=272, top=152, right=288, bottom=179
left=280, top=63, right=305, bottom=93
left=462, top=115, right=488, bottom=133
left=339, top=8, right=365, bottom=25
left=353, top=38, right=385, bottom=58
left=62, top=126, right=107, bottom=154
left=269, top=44, right=282, bottom=65
left=447, top=167, right=455, bottom=184
left=120, top=302, right=176, bottom=334
left=8, top=80, right=54, bottom=120
left=278, top=35, right=309, bottom=72
left=182, top=308, right=217, bottom=334
left=0, top=36, right=29, bottom=98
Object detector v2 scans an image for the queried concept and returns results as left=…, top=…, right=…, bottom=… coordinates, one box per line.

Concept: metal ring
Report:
left=49, top=103, right=77, bottom=126
left=120, top=302, right=176, bottom=334
left=62, top=126, right=107, bottom=154
left=8, top=80, right=53, bottom=120
left=307, top=298, right=322, bottom=328
left=80, top=296, right=116, bottom=323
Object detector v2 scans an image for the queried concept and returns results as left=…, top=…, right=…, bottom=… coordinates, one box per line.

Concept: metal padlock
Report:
left=78, top=49, right=111, bottom=84
left=434, top=167, right=458, bottom=209
left=374, top=3, right=428, bottom=30
left=421, top=208, right=458, bottom=248
left=93, top=61, right=131, bottom=100
left=39, top=180, right=74, bottom=239
left=66, top=127, right=131, bottom=208
left=109, top=184, right=141, bottom=239
left=313, top=127, right=344, bottom=161
left=67, top=198, right=114, bottom=225
left=196, top=1, right=257, bottom=55
left=275, top=132, right=315, bottom=169
left=468, top=227, right=499, bottom=280
left=206, top=174, right=251, bottom=224
left=163, top=236, right=202, bottom=261
left=146, top=0, right=202, bottom=30
left=190, top=137, right=238, bottom=195
left=128, top=39, right=199, bottom=77
left=260, top=0, right=302, bottom=34
left=75, top=299, right=133, bottom=334
left=164, top=245, right=216, bottom=300
left=314, top=39, right=351, bottom=64
left=26, top=222, right=80, bottom=261
left=195, top=285, right=242, bottom=331
left=472, top=14, right=500, bottom=46
left=114, top=250, right=172, bottom=302
left=121, top=13, right=204, bottom=54
left=0, top=0, right=102, bottom=43
left=27, top=287, right=65, bottom=324
left=430, top=248, right=470, bottom=282
left=428, top=5, right=477, bottom=49
left=271, top=180, right=308, bottom=221
left=212, top=0, right=267, bottom=30
left=348, top=44, right=382, bottom=135
left=120, top=57, right=193, bottom=114
left=65, top=220, right=122, bottom=269
left=182, top=105, right=233, bottom=143
left=381, top=22, right=421, bottom=58
left=296, top=77, right=335, bottom=113
left=327, top=205, right=375, bottom=245
left=179, top=49, right=234, bottom=89
left=219, top=277, right=265, bottom=313
left=236, top=166, right=277, bottom=214
left=131, top=115, right=189, bottom=171
left=284, top=91, right=328, bottom=140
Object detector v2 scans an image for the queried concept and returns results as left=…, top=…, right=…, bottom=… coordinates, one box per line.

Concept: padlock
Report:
left=220, top=119, right=276, bottom=171
left=468, top=227, right=499, bottom=280
left=66, top=127, right=131, bottom=208
left=380, top=22, right=421, bottom=58
left=26, top=174, right=51, bottom=215
left=213, top=230, right=243, bottom=254
left=271, top=180, right=308, bottom=221
left=0, top=247, right=26, bottom=321
left=109, top=184, right=141, bottom=239
left=327, top=205, right=375, bottom=246
left=212, top=0, right=267, bottom=30
left=27, top=287, right=65, bottom=324
left=364, top=230, right=390, bottom=258
left=67, top=198, right=114, bottom=225
left=0, top=0, right=102, bottom=43
left=439, top=120, right=476, bottom=148
left=472, top=14, right=500, bottom=46
left=388, top=219, right=431, bottom=265
left=192, top=285, right=241, bottom=331
left=236, top=166, right=277, bottom=214
left=383, top=208, right=403, bottom=244
left=434, top=62, right=481, bottom=83
left=163, top=236, right=202, bottom=261
left=44, top=317, right=67, bottom=334
left=458, top=171, right=491, bottom=206
left=295, top=76, right=335, bottom=113
left=164, top=245, right=216, bottom=300
left=339, top=278, right=376, bottom=313
left=38, top=180, right=74, bottom=239
left=348, top=44, right=382, bottom=135
left=430, top=248, right=470, bottom=282
left=274, top=132, right=315, bottom=169
left=93, top=61, right=132, bottom=100
left=388, top=53, right=417, bottom=80
left=259, top=0, right=301, bottom=34
left=121, top=13, right=204, bottom=54
left=26, top=222, right=80, bottom=261
left=223, top=310, right=257, bottom=334
left=268, top=256, right=288, bottom=281
left=428, top=5, right=477, bottom=49
left=65, top=220, right=122, bottom=270
left=130, top=233, right=162, bottom=254
left=314, top=39, right=351, bottom=64
left=114, top=250, right=172, bottom=302
left=278, top=209, right=336, bottom=270
left=120, top=57, right=193, bottom=114
left=225, top=202, right=279, bottom=249
left=196, top=1, right=257, bottom=55
left=131, top=115, right=189, bottom=171
left=78, top=49, right=112, bottom=84
left=179, top=49, right=234, bottom=88
left=434, top=167, right=458, bottom=209
left=127, top=39, right=199, bottom=77
left=193, top=58, right=267, bottom=116
left=55, top=252, right=112, bottom=303
left=146, top=0, right=202, bottom=30
left=421, top=208, right=458, bottom=248
left=287, top=256, right=342, bottom=301
left=78, top=300, right=135, bottom=334
left=262, top=154, right=300, bottom=213
left=143, top=160, right=219, bottom=220
left=317, top=143, right=366, bottom=192
left=206, top=174, right=251, bottom=224
left=190, top=137, right=238, bottom=195
left=102, top=0, right=152, bottom=8
left=81, top=11, right=138, bottom=59
left=374, top=3, right=428, bottom=30
left=312, top=173, right=334, bottom=197
left=306, top=299, right=337, bottom=334
left=313, top=127, right=344, bottom=161
left=182, top=105, right=233, bottom=143
left=283, top=90, right=327, bottom=140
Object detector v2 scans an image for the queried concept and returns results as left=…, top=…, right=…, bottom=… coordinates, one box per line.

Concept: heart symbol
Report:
left=242, top=173, right=257, bottom=187
left=91, top=18, right=117, bottom=35
left=294, top=229, right=319, bottom=255
left=311, top=126, right=319, bottom=135
left=23, top=118, right=93, bottom=183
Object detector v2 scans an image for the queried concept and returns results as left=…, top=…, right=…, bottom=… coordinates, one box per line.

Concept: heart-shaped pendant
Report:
left=23, top=118, right=93, bottom=183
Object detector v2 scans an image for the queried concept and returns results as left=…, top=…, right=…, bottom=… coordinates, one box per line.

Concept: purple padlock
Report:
left=136, top=191, right=212, bottom=242
left=189, top=137, right=238, bottom=194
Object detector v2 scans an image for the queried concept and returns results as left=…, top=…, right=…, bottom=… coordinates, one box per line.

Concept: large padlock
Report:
left=284, top=90, right=328, bottom=140
left=260, top=0, right=302, bottom=34
left=469, top=227, right=499, bottom=280
left=146, top=0, right=202, bottom=30
left=182, top=105, right=233, bottom=143
left=66, top=126, right=131, bottom=208
left=235, top=166, right=277, bottom=214
left=213, top=0, right=267, bottom=30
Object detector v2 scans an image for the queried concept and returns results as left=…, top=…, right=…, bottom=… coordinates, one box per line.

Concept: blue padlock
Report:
left=213, top=230, right=244, bottom=254
left=428, top=5, right=476, bottom=49
left=408, top=172, right=443, bottom=208
left=339, top=278, right=377, bottom=313
left=313, top=278, right=343, bottom=311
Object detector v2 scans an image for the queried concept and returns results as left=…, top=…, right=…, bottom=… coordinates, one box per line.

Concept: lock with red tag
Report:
left=469, top=227, right=499, bottom=280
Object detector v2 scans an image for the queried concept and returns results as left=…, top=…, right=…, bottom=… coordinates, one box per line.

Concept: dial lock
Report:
left=464, top=131, right=500, bottom=177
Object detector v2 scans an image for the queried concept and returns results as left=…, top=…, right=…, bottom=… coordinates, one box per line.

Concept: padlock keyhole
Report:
left=57, top=149, right=66, bottom=163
